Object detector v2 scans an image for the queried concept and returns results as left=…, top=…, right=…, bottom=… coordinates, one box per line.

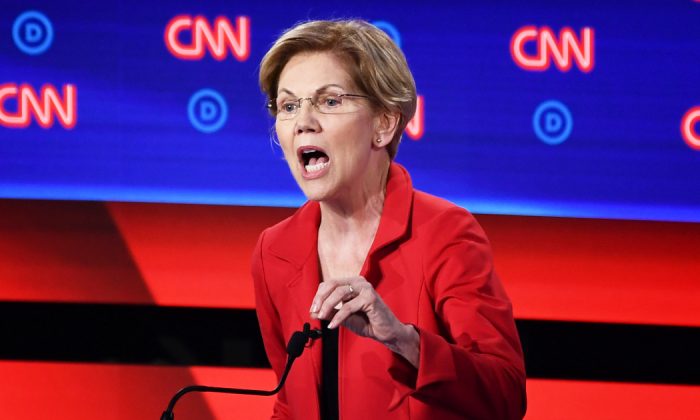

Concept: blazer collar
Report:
left=366, top=162, right=413, bottom=257
left=268, top=200, right=321, bottom=272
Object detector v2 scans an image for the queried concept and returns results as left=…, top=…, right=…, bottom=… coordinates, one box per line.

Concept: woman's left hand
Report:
left=310, top=276, right=419, bottom=365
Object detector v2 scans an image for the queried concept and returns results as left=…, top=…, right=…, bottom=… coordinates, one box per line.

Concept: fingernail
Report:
left=327, top=321, right=336, bottom=329
left=310, top=303, right=318, bottom=313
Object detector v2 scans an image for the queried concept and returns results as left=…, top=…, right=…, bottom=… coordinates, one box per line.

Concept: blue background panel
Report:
left=1, top=1, right=699, bottom=222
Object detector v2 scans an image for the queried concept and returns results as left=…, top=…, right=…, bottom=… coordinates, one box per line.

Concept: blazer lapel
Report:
left=361, top=163, right=413, bottom=283
left=301, top=254, right=323, bottom=387
left=268, top=201, right=323, bottom=387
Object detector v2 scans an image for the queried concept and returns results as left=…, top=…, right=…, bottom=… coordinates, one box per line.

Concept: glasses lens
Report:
left=316, top=94, right=344, bottom=113
left=274, top=94, right=365, bottom=119
left=276, top=99, right=298, bottom=120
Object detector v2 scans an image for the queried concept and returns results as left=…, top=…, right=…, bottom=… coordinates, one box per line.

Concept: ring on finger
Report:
left=333, top=285, right=355, bottom=310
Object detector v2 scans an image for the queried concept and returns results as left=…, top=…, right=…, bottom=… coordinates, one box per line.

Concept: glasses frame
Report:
left=268, top=93, right=370, bottom=119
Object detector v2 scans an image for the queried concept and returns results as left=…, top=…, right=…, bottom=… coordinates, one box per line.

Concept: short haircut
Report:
left=259, top=19, right=417, bottom=159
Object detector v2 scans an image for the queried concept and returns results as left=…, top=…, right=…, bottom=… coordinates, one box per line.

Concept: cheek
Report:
left=273, top=121, right=284, bottom=143
left=338, top=122, right=373, bottom=157
left=275, top=124, right=294, bottom=153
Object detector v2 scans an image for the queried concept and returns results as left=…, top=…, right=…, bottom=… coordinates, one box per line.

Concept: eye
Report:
left=280, top=100, right=298, bottom=113
left=321, top=94, right=342, bottom=108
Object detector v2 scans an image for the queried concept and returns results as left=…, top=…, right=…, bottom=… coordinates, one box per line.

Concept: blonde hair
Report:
left=259, top=19, right=417, bottom=159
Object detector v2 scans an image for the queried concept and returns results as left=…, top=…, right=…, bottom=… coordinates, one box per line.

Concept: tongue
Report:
left=308, top=155, right=329, bottom=167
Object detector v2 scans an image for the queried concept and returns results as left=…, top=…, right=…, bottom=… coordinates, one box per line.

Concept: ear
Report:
left=372, top=111, right=400, bottom=149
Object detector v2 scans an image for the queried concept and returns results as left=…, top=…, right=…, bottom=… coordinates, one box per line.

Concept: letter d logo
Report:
left=13, top=11, right=54, bottom=55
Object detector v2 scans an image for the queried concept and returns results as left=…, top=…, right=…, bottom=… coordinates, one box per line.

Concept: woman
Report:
left=253, top=19, right=526, bottom=420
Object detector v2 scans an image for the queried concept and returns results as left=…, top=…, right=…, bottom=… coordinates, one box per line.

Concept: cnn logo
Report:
left=0, top=83, right=77, bottom=129
left=405, top=95, right=424, bottom=140
left=165, top=15, right=250, bottom=61
left=511, top=26, right=595, bottom=72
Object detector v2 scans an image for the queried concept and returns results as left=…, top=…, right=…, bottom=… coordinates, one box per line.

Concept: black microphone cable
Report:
left=161, top=322, right=322, bottom=420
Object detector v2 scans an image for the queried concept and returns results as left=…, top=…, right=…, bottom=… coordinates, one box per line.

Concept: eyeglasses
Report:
left=269, top=92, right=370, bottom=120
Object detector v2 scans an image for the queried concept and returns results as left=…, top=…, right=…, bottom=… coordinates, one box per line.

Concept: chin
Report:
left=292, top=168, right=334, bottom=202
left=299, top=184, right=331, bottom=202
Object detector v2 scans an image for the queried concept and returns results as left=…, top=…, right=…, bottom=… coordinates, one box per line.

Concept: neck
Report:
left=319, top=157, right=390, bottom=238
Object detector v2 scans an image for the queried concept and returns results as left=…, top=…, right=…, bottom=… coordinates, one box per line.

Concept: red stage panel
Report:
left=525, top=379, right=700, bottom=420
left=106, top=203, right=294, bottom=308
left=1, top=199, right=699, bottom=326
left=2, top=361, right=698, bottom=419
left=479, top=215, right=700, bottom=327
left=0, top=361, right=276, bottom=420
left=0, top=200, right=293, bottom=308
left=0, top=200, right=155, bottom=305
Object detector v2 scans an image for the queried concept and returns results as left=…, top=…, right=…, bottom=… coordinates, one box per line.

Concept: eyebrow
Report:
left=276, top=84, right=347, bottom=97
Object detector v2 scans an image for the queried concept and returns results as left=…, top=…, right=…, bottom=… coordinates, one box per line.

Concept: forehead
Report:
left=277, top=51, right=355, bottom=95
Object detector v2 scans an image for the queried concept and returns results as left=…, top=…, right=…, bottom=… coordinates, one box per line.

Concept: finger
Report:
left=310, top=277, right=365, bottom=316
left=317, top=283, right=354, bottom=319
left=327, top=296, right=364, bottom=329
left=333, top=283, right=359, bottom=310
left=309, top=280, right=339, bottom=314
left=317, top=283, right=357, bottom=320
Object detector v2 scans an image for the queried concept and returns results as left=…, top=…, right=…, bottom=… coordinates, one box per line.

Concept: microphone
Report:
left=160, top=322, right=322, bottom=420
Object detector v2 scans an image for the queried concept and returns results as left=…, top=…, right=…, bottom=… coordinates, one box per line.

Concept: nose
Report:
left=295, top=98, right=321, bottom=135
left=299, top=97, right=315, bottom=110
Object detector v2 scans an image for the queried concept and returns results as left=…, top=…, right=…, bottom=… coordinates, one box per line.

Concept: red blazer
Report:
left=252, top=163, right=526, bottom=420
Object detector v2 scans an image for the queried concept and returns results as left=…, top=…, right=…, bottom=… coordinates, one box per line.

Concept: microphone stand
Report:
left=160, top=323, right=322, bottom=420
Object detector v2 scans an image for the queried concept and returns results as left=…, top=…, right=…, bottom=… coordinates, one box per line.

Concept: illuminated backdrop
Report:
left=2, top=1, right=699, bottom=221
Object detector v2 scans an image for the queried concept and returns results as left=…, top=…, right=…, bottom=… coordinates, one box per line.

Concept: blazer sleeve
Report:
left=387, top=207, right=527, bottom=419
left=251, top=230, right=292, bottom=420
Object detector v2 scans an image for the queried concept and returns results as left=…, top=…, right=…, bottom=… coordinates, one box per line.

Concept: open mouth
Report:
left=298, top=146, right=330, bottom=175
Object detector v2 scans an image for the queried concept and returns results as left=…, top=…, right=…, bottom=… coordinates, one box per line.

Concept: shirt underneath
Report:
left=320, top=320, right=339, bottom=420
